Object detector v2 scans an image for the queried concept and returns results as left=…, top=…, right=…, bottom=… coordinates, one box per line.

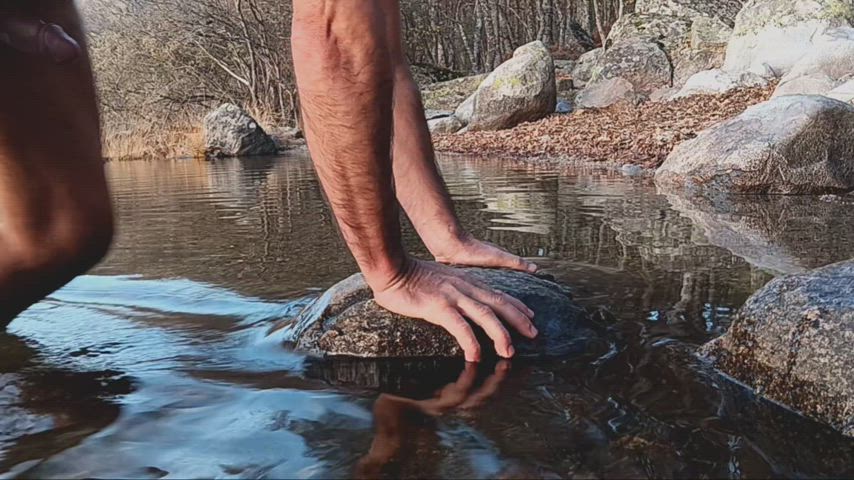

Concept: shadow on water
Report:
left=1, top=153, right=853, bottom=478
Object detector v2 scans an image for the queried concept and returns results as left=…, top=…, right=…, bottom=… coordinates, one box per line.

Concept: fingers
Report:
left=457, top=297, right=514, bottom=358
left=0, top=14, right=81, bottom=63
left=437, top=309, right=481, bottom=362
left=458, top=282, right=538, bottom=340
left=434, top=362, right=478, bottom=409
left=459, top=360, right=510, bottom=409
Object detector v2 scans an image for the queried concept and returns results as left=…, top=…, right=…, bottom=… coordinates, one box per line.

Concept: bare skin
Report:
left=356, top=361, right=511, bottom=478
left=380, top=0, right=539, bottom=274
left=0, top=2, right=113, bottom=326
left=292, top=0, right=537, bottom=362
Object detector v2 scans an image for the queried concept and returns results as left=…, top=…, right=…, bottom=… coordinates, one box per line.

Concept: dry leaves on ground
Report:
left=433, top=84, right=776, bottom=168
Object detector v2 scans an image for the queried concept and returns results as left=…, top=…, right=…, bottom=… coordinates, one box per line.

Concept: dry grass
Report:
left=102, top=123, right=206, bottom=161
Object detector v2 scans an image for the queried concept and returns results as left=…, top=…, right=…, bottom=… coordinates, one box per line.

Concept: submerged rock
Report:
left=271, top=268, right=599, bottom=359
left=701, top=259, right=854, bottom=437
left=655, top=95, right=854, bottom=194
left=456, top=41, right=556, bottom=132
left=203, top=103, right=277, bottom=158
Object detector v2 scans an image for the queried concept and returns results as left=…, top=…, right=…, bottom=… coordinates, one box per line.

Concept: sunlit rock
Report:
left=655, top=95, right=854, bottom=194
left=723, top=0, right=854, bottom=79
left=204, top=103, right=277, bottom=158
left=456, top=41, right=556, bottom=132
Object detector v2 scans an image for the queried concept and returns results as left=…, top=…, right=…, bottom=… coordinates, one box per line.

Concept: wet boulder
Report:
left=655, top=95, right=854, bottom=194
left=271, top=268, right=599, bottom=359
left=723, top=0, right=854, bottom=79
left=456, top=41, right=556, bottom=132
left=701, top=259, right=854, bottom=437
left=203, top=103, right=277, bottom=158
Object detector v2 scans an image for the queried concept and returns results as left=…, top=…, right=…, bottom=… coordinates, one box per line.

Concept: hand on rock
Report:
left=0, top=13, right=81, bottom=63
left=372, top=258, right=537, bottom=362
left=432, top=232, right=539, bottom=274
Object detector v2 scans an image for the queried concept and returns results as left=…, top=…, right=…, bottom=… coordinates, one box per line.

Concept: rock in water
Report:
left=655, top=95, right=854, bottom=195
left=204, top=104, right=277, bottom=157
left=271, top=268, right=598, bottom=359
left=455, top=41, right=556, bottom=132
left=700, top=260, right=854, bottom=437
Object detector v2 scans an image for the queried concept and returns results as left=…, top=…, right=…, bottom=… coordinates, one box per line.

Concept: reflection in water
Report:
left=2, top=152, right=854, bottom=478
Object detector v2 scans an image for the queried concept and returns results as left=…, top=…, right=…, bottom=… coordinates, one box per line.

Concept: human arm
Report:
left=290, top=0, right=537, bottom=362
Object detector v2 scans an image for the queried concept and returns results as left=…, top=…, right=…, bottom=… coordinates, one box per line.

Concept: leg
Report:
left=0, top=3, right=113, bottom=326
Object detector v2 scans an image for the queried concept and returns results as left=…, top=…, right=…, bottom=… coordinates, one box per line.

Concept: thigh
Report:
left=0, top=2, right=109, bottom=233
left=379, top=0, right=405, bottom=62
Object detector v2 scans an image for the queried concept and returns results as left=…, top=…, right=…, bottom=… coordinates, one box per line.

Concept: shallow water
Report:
left=2, top=153, right=854, bottom=478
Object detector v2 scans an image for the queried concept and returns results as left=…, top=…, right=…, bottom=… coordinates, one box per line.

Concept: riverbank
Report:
left=433, top=84, right=775, bottom=168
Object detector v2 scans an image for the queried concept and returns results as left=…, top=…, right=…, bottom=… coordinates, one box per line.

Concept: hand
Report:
left=372, top=257, right=537, bottom=362
left=0, top=12, right=81, bottom=63
left=356, top=361, right=510, bottom=478
left=432, top=232, right=539, bottom=274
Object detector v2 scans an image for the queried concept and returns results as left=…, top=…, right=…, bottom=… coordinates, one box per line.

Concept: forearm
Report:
left=391, top=64, right=467, bottom=253
left=292, top=1, right=405, bottom=290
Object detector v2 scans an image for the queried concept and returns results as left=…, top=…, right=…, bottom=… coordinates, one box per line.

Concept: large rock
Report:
left=828, top=78, right=854, bottom=103
left=636, top=0, right=746, bottom=26
left=270, top=268, right=598, bottom=359
left=421, top=74, right=487, bottom=112
left=674, top=68, right=767, bottom=98
left=203, top=104, right=277, bottom=157
left=606, top=13, right=731, bottom=89
left=570, top=48, right=604, bottom=87
left=607, top=13, right=692, bottom=53
left=455, top=41, right=556, bottom=132
left=588, top=39, right=673, bottom=97
left=724, top=0, right=854, bottom=78
left=575, top=77, right=639, bottom=109
left=427, top=114, right=464, bottom=135
left=773, top=27, right=854, bottom=97
left=655, top=95, right=854, bottom=194
left=701, top=259, right=854, bottom=437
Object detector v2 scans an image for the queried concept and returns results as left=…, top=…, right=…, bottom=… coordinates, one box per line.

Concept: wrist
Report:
left=361, top=252, right=412, bottom=293
left=426, top=227, right=472, bottom=260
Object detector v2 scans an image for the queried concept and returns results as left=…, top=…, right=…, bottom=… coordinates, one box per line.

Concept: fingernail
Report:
left=43, top=24, right=81, bottom=63
left=507, top=346, right=515, bottom=358
left=530, top=325, right=539, bottom=337
left=527, top=263, right=539, bottom=273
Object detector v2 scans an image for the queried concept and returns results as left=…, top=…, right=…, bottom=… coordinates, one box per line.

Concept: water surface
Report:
left=3, top=153, right=854, bottom=478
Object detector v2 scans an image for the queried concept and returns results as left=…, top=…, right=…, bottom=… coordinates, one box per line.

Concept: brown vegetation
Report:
left=433, top=84, right=777, bottom=167
left=81, top=0, right=633, bottom=160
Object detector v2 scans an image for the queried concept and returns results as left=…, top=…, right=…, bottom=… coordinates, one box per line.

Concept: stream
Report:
left=2, top=152, right=853, bottom=478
